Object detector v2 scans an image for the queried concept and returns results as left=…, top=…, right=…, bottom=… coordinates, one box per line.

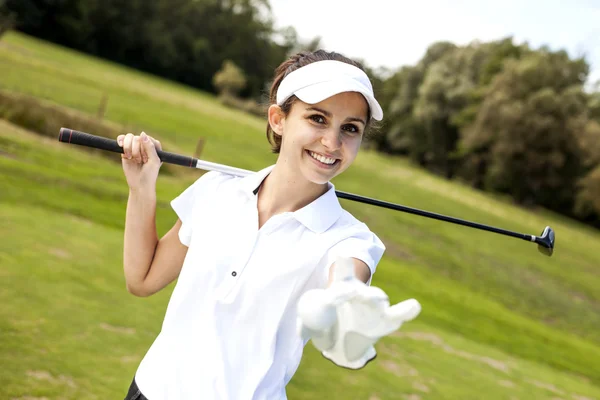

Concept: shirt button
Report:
left=231, top=271, right=237, bottom=277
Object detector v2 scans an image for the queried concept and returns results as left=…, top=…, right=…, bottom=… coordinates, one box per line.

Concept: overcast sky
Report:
left=270, top=0, right=600, bottom=86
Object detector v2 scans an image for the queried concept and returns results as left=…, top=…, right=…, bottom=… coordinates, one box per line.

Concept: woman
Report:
left=119, top=50, right=418, bottom=400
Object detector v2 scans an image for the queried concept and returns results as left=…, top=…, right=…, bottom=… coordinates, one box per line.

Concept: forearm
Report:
left=123, top=187, right=159, bottom=293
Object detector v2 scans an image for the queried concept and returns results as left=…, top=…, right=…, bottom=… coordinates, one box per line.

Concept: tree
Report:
left=378, top=42, right=457, bottom=158
left=413, top=40, right=518, bottom=177
left=574, top=120, right=600, bottom=224
left=213, top=60, right=247, bottom=97
left=589, top=91, right=600, bottom=123
left=380, top=38, right=528, bottom=179
left=0, top=0, right=15, bottom=37
left=460, top=50, right=590, bottom=212
left=380, top=66, right=424, bottom=157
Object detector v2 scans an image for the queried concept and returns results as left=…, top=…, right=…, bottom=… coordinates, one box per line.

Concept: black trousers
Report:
left=124, top=378, right=149, bottom=400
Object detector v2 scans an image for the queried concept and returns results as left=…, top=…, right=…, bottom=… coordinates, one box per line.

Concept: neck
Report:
left=257, top=159, right=328, bottom=217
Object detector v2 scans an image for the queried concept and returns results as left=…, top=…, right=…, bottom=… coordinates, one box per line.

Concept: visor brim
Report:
left=293, top=80, right=384, bottom=121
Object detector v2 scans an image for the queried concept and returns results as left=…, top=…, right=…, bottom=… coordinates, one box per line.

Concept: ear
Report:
left=268, top=104, right=285, bottom=136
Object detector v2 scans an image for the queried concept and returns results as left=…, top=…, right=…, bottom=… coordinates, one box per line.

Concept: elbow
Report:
left=126, top=281, right=152, bottom=297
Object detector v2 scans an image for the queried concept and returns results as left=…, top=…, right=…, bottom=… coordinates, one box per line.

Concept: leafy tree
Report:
left=412, top=39, right=525, bottom=177
left=574, top=120, right=600, bottom=224
left=380, top=38, right=528, bottom=177
left=589, top=91, right=600, bottom=122
left=380, top=66, right=424, bottom=157
left=414, top=44, right=490, bottom=177
left=213, top=60, right=247, bottom=97
left=378, top=42, right=457, bottom=159
left=460, top=50, right=590, bottom=212
left=0, top=0, right=15, bottom=36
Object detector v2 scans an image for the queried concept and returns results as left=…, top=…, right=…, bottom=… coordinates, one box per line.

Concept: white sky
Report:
left=270, top=0, right=600, bottom=86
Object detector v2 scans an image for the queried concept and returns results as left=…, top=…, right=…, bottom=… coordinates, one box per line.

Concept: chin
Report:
left=302, top=163, right=343, bottom=185
left=308, top=175, right=331, bottom=185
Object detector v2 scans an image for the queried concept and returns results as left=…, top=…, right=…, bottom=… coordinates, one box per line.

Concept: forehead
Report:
left=295, top=92, right=369, bottom=118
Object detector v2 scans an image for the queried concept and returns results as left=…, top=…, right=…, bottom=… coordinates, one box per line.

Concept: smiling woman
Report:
left=265, top=51, right=381, bottom=154
left=115, top=49, right=420, bottom=400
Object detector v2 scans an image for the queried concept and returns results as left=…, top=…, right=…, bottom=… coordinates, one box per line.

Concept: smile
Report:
left=307, top=150, right=339, bottom=166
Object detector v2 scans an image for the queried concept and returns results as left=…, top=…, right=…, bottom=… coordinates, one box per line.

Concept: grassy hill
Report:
left=1, top=31, right=600, bottom=400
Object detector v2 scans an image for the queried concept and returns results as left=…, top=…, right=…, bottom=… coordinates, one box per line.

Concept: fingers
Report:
left=297, top=289, right=337, bottom=331
left=385, top=299, right=421, bottom=322
left=120, top=133, right=134, bottom=160
left=131, top=136, right=142, bottom=163
left=139, top=133, right=148, bottom=164
left=141, top=132, right=161, bottom=164
left=355, top=286, right=388, bottom=304
left=118, top=132, right=161, bottom=164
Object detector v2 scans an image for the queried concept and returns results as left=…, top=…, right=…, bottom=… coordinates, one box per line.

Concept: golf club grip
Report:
left=58, top=128, right=198, bottom=168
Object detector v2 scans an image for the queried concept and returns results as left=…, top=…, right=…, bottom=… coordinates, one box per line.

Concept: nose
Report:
left=320, top=128, right=342, bottom=151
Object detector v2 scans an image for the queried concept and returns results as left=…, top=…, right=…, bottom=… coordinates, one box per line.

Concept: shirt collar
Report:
left=239, top=164, right=275, bottom=197
left=238, top=164, right=343, bottom=233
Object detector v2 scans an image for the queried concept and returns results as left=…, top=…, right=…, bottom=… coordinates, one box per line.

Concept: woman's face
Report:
left=272, top=92, right=369, bottom=185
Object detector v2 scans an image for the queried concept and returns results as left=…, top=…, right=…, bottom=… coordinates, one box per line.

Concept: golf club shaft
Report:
left=57, top=128, right=538, bottom=244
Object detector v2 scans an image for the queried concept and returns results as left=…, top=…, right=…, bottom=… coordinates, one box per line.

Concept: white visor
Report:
left=276, top=60, right=383, bottom=121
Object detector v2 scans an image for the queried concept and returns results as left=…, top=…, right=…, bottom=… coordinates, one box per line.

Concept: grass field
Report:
left=1, top=31, right=600, bottom=400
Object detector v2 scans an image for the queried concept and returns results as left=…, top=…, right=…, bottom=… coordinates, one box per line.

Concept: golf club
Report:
left=57, top=127, right=556, bottom=256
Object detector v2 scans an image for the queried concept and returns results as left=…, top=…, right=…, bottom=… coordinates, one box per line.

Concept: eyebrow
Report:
left=305, top=107, right=367, bottom=126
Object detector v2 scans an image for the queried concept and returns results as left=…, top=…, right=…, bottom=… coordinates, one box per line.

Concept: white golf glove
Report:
left=297, top=257, right=421, bottom=369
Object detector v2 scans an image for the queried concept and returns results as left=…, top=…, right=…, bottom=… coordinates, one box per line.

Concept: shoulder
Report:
left=330, top=208, right=377, bottom=237
left=190, top=170, right=238, bottom=190
left=318, top=207, right=386, bottom=283
left=183, top=170, right=243, bottom=199
left=324, top=207, right=385, bottom=255
left=172, top=170, right=240, bottom=212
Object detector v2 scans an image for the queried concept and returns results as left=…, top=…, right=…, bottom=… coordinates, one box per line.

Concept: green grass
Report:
left=2, top=31, right=600, bottom=399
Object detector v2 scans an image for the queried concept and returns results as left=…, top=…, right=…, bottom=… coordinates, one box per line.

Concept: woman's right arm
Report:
left=119, top=132, right=188, bottom=297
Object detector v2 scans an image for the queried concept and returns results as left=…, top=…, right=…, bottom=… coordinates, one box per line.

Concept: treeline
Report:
left=374, top=39, right=600, bottom=227
left=2, top=0, right=309, bottom=98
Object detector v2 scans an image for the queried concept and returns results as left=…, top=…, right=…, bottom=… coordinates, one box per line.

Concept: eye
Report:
left=309, top=114, right=326, bottom=124
left=342, top=124, right=360, bottom=134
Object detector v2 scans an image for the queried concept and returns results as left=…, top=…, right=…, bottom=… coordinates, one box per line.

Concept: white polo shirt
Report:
left=134, top=165, right=385, bottom=400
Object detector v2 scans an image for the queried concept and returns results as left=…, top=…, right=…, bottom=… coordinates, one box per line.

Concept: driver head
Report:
left=537, top=226, right=555, bottom=256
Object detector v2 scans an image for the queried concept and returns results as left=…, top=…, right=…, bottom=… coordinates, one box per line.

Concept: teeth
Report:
left=309, top=151, right=336, bottom=165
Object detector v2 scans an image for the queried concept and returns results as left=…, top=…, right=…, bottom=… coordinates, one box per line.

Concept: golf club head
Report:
left=535, top=226, right=555, bottom=256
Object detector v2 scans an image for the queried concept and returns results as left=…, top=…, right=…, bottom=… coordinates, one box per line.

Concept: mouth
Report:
left=305, top=150, right=340, bottom=168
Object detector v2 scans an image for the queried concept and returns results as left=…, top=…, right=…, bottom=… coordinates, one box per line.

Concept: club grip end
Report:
left=58, top=127, right=124, bottom=154
left=58, top=128, right=73, bottom=143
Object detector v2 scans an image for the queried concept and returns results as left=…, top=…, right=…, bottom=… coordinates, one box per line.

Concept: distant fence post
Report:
left=97, top=92, right=108, bottom=120
left=195, top=138, right=205, bottom=158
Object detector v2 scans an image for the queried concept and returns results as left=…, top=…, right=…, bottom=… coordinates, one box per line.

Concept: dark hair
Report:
left=266, top=50, right=374, bottom=153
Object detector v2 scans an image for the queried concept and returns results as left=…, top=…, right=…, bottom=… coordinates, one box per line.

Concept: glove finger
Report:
left=328, top=283, right=359, bottom=306
left=385, top=299, right=421, bottom=323
left=355, top=285, right=389, bottom=305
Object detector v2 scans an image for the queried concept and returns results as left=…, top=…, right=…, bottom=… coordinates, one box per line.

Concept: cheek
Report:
left=284, top=126, right=319, bottom=149
left=343, top=136, right=363, bottom=160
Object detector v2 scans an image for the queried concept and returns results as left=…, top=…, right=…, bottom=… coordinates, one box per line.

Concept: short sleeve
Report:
left=324, top=225, right=386, bottom=285
left=170, top=171, right=223, bottom=246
